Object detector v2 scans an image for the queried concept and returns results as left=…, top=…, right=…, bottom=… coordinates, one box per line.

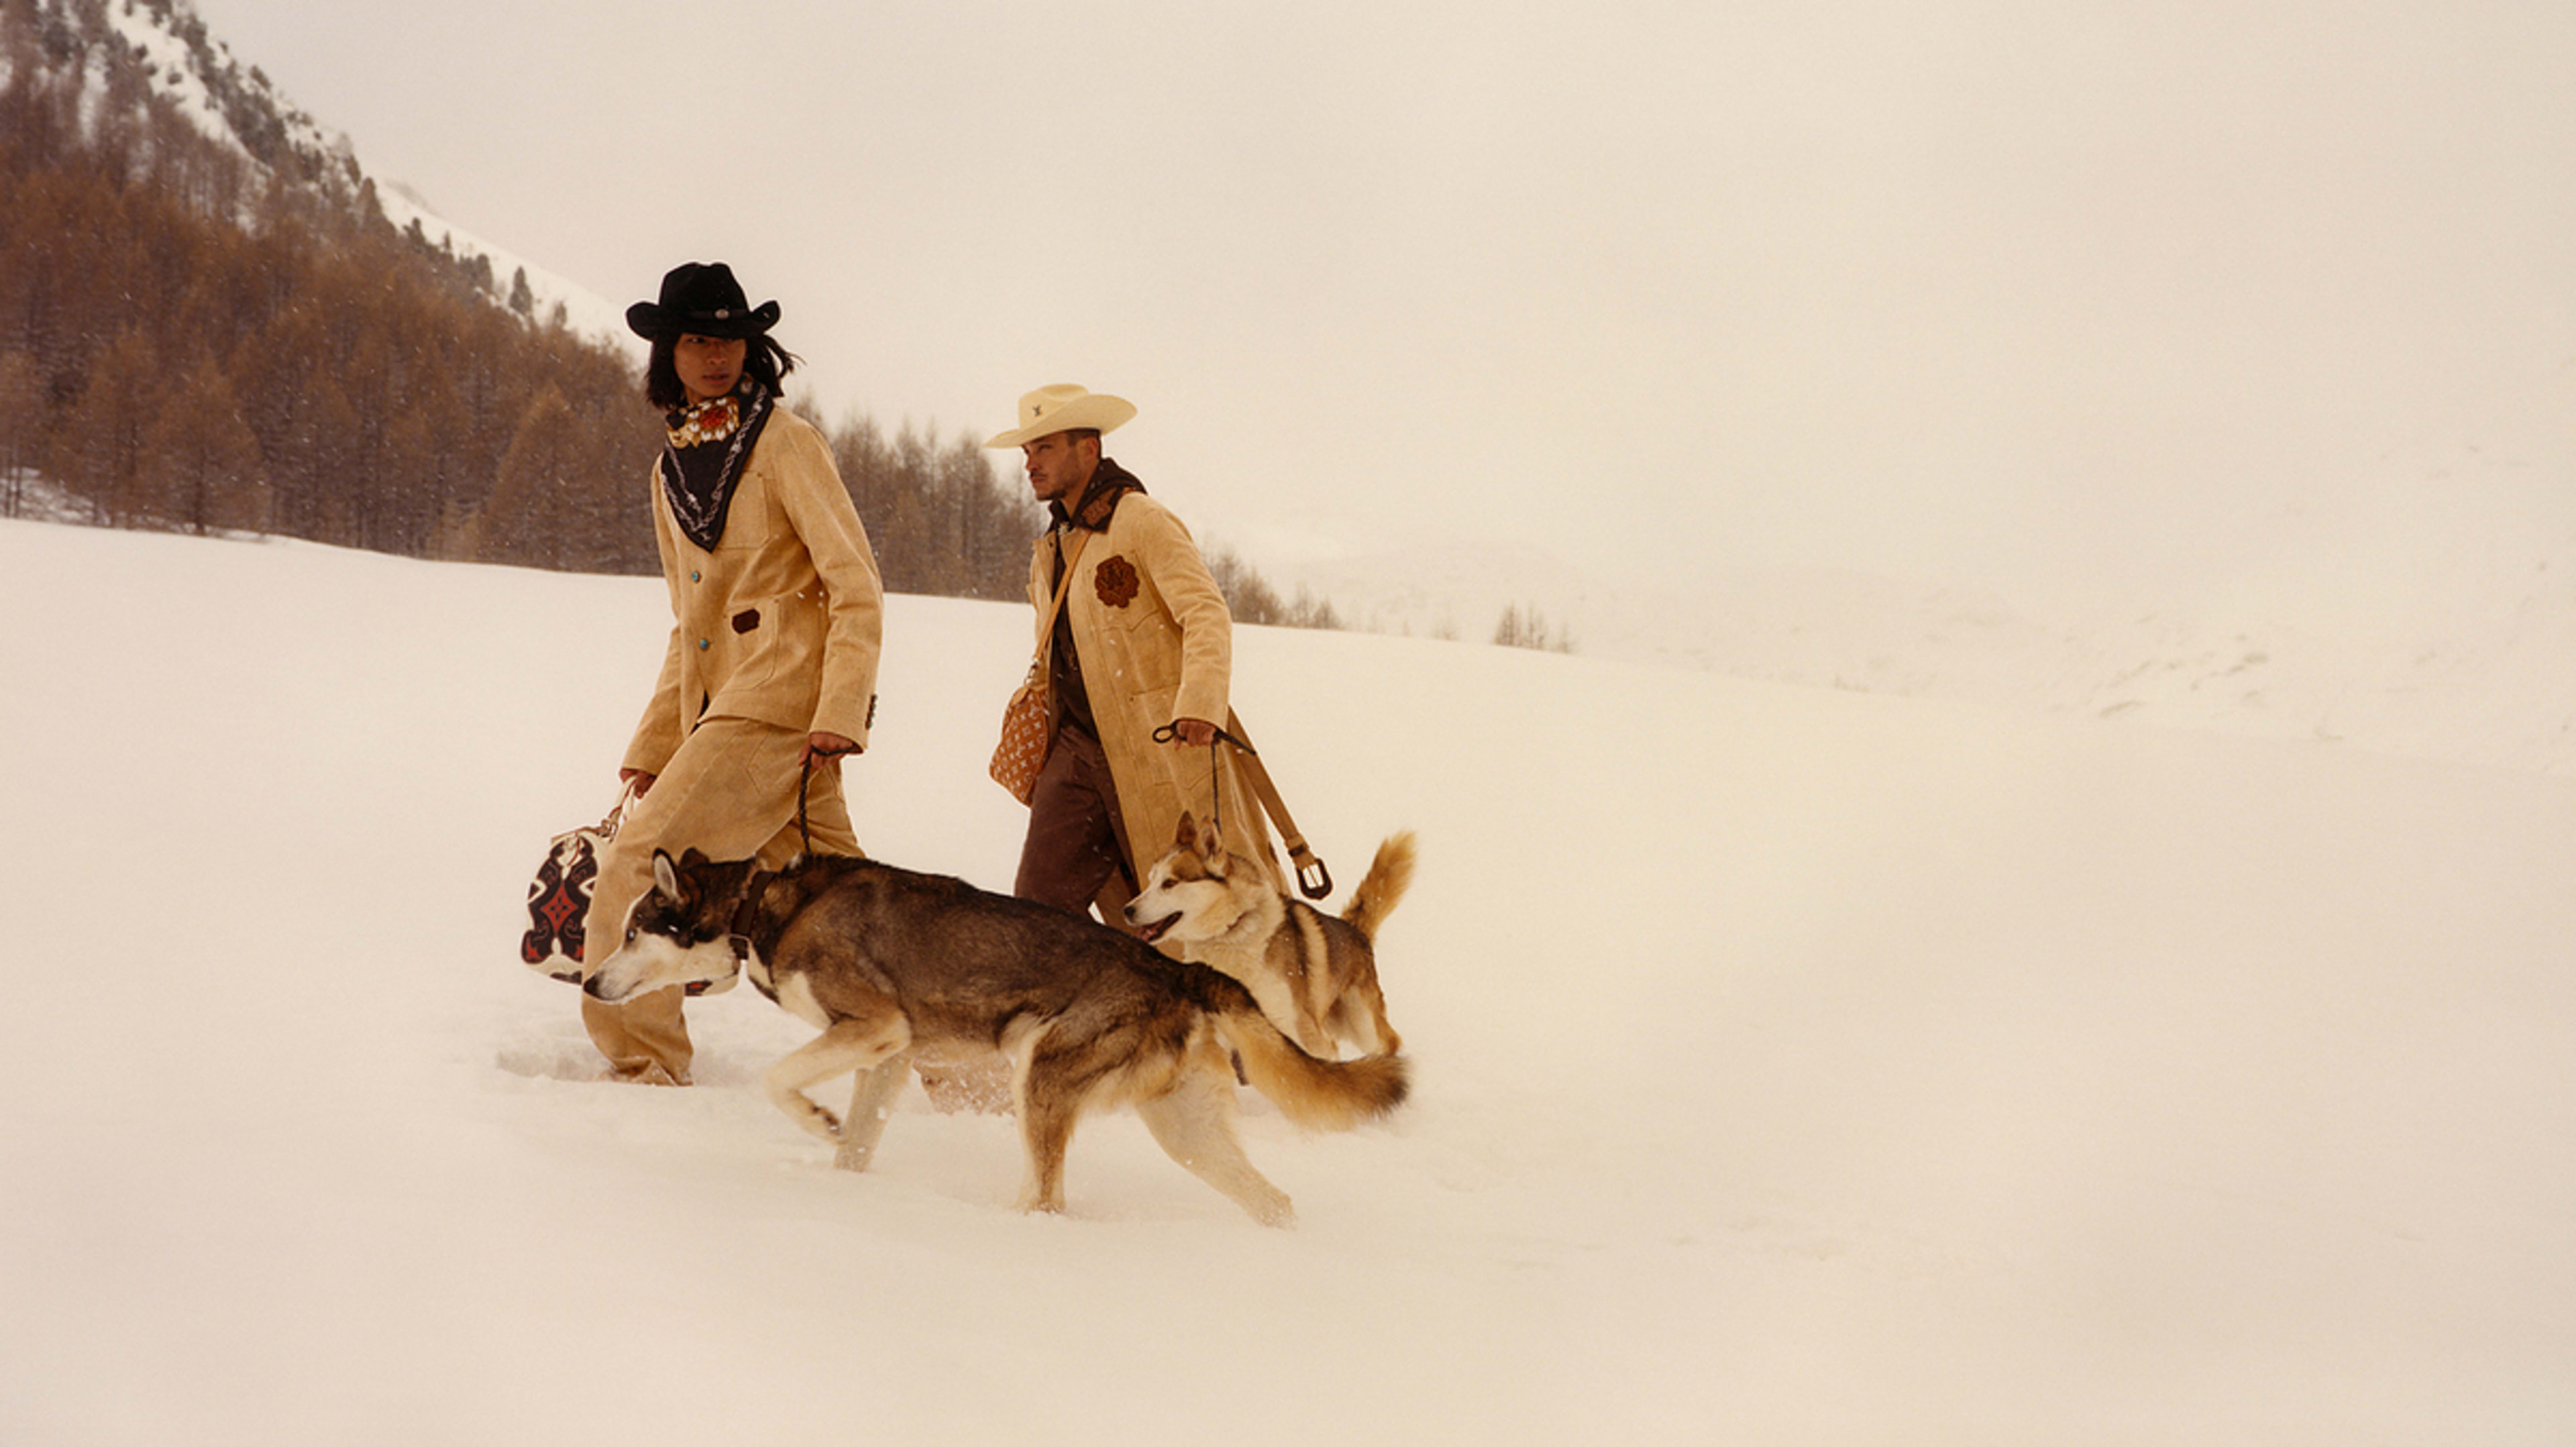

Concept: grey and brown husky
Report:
left=586, top=849, right=1409, bottom=1226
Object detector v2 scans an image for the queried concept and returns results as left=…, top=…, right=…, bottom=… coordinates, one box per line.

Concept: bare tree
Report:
left=1493, top=602, right=1575, bottom=653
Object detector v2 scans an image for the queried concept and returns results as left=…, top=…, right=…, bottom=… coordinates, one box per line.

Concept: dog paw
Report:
left=774, top=1093, right=845, bottom=1146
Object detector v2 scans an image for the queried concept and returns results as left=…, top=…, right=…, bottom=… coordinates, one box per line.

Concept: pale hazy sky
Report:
left=188, top=0, right=2574, bottom=616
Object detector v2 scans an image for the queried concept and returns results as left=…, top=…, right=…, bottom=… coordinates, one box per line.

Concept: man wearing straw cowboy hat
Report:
left=987, top=384, right=1281, bottom=923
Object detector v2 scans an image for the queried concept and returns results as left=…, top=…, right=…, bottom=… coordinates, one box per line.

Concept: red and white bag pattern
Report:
left=520, top=787, right=633, bottom=983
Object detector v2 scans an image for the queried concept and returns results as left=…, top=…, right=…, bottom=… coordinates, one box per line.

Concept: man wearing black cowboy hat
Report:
left=577, top=262, right=885, bottom=1085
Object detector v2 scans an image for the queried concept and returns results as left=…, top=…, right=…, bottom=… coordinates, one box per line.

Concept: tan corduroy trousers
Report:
left=578, top=716, right=861, bottom=1084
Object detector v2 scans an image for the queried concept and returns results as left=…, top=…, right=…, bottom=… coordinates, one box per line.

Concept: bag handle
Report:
left=598, top=777, right=641, bottom=838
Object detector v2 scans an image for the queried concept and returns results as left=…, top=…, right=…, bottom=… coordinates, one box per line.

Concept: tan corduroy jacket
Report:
left=624, top=404, right=883, bottom=775
left=1029, top=486, right=1275, bottom=883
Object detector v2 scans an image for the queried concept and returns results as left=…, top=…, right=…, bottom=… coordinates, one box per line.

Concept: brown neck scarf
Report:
left=1051, top=457, right=1145, bottom=533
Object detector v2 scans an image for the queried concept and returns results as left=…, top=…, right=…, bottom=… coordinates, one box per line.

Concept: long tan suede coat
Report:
left=624, top=404, right=883, bottom=775
left=1027, top=490, right=1276, bottom=884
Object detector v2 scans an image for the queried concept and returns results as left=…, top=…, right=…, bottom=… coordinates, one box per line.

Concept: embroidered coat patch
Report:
left=1093, top=555, right=1140, bottom=609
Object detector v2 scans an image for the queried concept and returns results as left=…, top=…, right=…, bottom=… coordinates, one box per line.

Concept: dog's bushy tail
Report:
left=1341, top=830, right=1417, bottom=943
left=1214, top=992, right=1408, bottom=1132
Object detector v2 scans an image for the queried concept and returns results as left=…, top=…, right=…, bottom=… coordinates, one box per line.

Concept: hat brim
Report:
left=983, top=394, right=1138, bottom=448
left=625, top=299, right=782, bottom=341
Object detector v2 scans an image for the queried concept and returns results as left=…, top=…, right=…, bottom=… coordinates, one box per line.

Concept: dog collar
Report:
left=725, top=885, right=767, bottom=968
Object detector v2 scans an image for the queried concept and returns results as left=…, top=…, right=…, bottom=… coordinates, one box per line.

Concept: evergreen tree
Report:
left=480, top=381, right=581, bottom=568
left=143, top=348, right=266, bottom=535
left=270, top=375, right=361, bottom=541
left=0, top=347, right=40, bottom=515
left=48, top=327, right=158, bottom=524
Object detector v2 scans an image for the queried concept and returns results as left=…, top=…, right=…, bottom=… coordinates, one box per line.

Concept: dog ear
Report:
left=651, top=850, right=682, bottom=902
left=1197, top=818, right=1226, bottom=863
left=1174, top=811, right=1198, bottom=850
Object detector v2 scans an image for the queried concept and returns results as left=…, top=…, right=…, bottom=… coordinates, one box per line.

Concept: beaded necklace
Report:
left=665, top=392, right=742, bottom=449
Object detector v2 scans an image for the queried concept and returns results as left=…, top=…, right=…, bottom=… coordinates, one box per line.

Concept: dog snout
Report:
left=581, top=959, right=627, bottom=1002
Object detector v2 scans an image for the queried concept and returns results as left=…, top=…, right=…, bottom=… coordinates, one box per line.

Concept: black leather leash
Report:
left=796, top=753, right=814, bottom=857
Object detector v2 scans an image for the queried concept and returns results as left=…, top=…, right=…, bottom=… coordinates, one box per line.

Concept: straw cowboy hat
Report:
left=983, top=384, right=1137, bottom=448
left=625, top=262, right=781, bottom=341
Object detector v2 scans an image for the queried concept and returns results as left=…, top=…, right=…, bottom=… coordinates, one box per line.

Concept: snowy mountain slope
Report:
left=3, top=517, right=2571, bottom=1443
left=368, top=180, right=634, bottom=345
left=17, top=0, right=631, bottom=345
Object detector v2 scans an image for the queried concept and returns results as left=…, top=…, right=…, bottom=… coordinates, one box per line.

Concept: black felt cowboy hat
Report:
left=625, top=262, right=781, bottom=341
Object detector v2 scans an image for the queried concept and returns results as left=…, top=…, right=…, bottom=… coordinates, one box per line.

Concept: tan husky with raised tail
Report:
left=1126, top=813, right=1413, bottom=1060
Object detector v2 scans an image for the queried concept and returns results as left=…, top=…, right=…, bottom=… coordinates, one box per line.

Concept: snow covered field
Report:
left=3, top=517, right=2571, bottom=1443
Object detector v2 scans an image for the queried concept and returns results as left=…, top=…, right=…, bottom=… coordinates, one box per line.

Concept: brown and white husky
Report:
left=1125, top=814, right=1413, bottom=1060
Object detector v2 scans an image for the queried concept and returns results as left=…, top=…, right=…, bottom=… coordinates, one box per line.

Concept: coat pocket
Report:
left=716, top=592, right=822, bottom=705
left=710, top=473, right=777, bottom=549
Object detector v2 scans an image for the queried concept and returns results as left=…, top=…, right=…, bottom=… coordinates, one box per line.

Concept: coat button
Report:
left=691, top=570, right=701, bottom=583
left=697, top=638, right=710, bottom=651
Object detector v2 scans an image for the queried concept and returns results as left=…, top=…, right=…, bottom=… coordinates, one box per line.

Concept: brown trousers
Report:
left=579, top=716, right=861, bottom=1083
left=1013, top=722, right=1137, bottom=926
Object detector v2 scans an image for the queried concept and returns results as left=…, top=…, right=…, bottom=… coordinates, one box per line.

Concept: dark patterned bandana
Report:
left=659, top=381, right=774, bottom=549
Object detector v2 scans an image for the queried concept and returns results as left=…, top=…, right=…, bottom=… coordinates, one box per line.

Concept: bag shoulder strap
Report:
left=1032, top=529, right=1091, bottom=672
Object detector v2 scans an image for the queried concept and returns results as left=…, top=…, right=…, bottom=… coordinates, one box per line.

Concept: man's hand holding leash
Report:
left=802, top=731, right=859, bottom=767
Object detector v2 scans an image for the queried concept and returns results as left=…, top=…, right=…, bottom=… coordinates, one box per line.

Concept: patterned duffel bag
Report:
left=519, top=786, right=633, bottom=983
